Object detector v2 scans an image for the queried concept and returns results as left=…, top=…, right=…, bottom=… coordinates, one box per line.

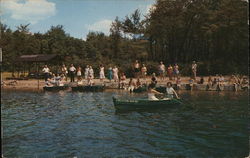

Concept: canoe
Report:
left=113, top=97, right=182, bottom=111
left=71, top=85, right=105, bottom=92
left=43, top=85, right=69, bottom=91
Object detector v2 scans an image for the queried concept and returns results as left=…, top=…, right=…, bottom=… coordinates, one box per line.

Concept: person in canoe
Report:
left=148, top=83, right=163, bottom=100
left=166, top=82, right=180, bottom=99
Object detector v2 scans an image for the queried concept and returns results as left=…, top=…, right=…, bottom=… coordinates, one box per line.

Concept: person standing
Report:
left=99, top=64, right=105, bottom=82
left=107, top=66, right=113, bottom=82
left=159, top=61, right=166, bottom=81
left=167, top=65, right=173, bottom=80
left=42, top=65, right=50, bottom=82
left=113, top=66, right=119, bottom=82
left=76, top=66, right=82, bottom=81
left=141, top=64, right=147, bottom=80
left=191, top=61, right=197, bottom=80
left=61, top=64, right=68, bottom=81
left=134, top=60, right=140, bottom=78
left=69, top=64, right=76, bottom=82
left=173, top=63, right=179, bottom=80
left=88, top=66, right=94, bottom=79
left=84, top=65, right=89, bottom=79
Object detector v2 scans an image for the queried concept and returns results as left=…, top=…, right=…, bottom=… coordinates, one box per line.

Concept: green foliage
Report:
left=0, top=0, right=248, bottom=76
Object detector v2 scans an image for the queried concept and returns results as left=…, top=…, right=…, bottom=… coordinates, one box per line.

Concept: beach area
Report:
left=1, top=75, right=248, bottom=92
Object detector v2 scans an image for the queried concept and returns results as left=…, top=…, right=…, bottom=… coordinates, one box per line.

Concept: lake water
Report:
left=1, top=90, right=249, bottom=158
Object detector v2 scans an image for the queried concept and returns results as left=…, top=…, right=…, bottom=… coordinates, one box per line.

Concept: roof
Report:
left=16, top=54, right=58, bottom=62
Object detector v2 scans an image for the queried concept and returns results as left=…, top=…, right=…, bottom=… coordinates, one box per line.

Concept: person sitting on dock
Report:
left=136, top=78, right=142, bottom=88
left=148, top=83, right=163, bottom=100
left=188, top=77, right=194, bottom=90
left=217, top=74, right=225, bottom=90
left=212, top=75, right=218, bottom=87
left=128, top=78, right=136, bottom=93
left=55, top=74, right=62, bottom=86
left=119, top=73, right=127, bottom=89
left=77, top=77, right=84, bottom=86
left=151, top=73, right=158, bottom=87
left=207, top=76, right=213, bottom=90
left=241, top=76, right=249, bottom=91
left=87, top=75, right=94, bottom=86
left=166, top=82, right=180, bottom=99
left=197, top=77, right=204, bottom=84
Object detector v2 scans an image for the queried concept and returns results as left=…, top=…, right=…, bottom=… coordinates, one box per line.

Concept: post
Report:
left=37, top=62, right=39, bottom=90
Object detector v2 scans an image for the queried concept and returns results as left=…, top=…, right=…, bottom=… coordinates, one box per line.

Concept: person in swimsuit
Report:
left=173, top=63, right=179, bottom=80
left=147, top=83, right=163, bottom=100
left=191, top=61, right=197, bottom=80
left=159, top=61, right=166, bottom=81
left=119, top=72, right=127, bottom=89
left=128, top=78, right=136, bottom=93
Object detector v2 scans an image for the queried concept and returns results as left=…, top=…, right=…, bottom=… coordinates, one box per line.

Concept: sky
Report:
left=1, top=0, right=156, bottom=40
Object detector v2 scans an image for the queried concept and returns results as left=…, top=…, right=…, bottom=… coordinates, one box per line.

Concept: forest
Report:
left=0, top=0, right=248, bottom=77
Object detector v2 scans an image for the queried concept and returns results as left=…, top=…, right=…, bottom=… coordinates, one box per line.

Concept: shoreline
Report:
left=1, top=76, right=248, bottom=92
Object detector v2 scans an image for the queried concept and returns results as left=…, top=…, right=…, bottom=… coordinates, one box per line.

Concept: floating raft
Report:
left=43, top=85, right=69, bottom=91
left=113, top=97, right=182, bottom=111
left=71, top=85, right=105, bottom=92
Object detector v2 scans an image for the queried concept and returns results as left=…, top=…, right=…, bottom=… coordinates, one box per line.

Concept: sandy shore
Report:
left=2, top=76, right=244, bottom=92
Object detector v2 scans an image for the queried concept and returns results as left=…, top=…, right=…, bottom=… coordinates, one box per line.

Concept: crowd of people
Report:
left=41, top=60, right=249, bottom=92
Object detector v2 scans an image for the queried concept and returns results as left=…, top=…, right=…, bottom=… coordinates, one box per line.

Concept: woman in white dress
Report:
left=84, top=65, right=89, bottom=79
left=99, top=65, right=105, bottom=82
left=147, top=84, right=163, bottom=100
left=88, top=66, right=94, bottom=79
left=113, top=66, right=119, bottom=82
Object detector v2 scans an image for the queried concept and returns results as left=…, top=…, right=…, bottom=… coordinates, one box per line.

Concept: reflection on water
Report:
left=2, top=90, right=249, bottom=158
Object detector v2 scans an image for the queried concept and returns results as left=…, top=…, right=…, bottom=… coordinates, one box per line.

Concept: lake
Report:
left=1, top=90, right=249, bottom=158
